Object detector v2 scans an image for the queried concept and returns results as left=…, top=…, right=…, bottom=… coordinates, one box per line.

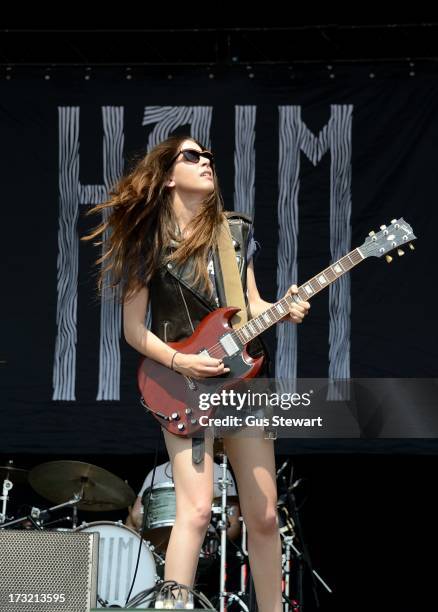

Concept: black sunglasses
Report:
left=166, top=148, right=215, bottom=171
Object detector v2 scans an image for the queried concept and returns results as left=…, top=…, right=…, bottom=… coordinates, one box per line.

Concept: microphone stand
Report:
left=281, top=474, right=333, bottom=611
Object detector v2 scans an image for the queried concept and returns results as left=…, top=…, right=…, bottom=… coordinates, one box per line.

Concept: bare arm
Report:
left=123, top=285, right=230, bottom=377
left=246, top=258, right=310, bottom=323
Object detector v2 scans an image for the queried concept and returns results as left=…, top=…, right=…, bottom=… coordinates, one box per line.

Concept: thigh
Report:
left=162, top=429, right=215, bottom=509
left=222, top=435, right=278, bottom=517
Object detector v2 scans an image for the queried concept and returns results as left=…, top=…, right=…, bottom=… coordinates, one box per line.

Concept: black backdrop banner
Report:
left=1, top=64, right=436, bottom=454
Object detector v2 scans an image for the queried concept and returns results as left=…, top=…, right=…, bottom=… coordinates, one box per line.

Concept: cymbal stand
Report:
left=214, top=452, right=230, bottom=612
left=0, top=475, right=13, bottom=524
left=72, top=503, right=78, bottom=528
left=239, top=517, right=249, bottom=597
left=225, top=515, right=250, bottom=612
left=282, top=532, right=293, bottom=612
left=213, top=452, right=251, bottom=612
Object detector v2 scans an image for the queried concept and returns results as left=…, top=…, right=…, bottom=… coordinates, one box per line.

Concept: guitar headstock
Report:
left=359, top=218, right=416, bottom=262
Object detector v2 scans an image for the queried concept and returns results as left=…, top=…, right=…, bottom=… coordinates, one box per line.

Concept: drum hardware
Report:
left=0, top=460, right=29, bottom=484
left=0, top=460, right=29, bottom=524
left=0, top=476, right=13, bottom=525
left=215, top=452, right=248, bottom=612
left=0, top=492, right=82, bottom=530
left=148, top=542, right=166, bottom=566
left=43, top=517, right=73, bottom=528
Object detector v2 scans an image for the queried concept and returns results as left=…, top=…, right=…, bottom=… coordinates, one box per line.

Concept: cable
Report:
left=126, top=579, right=216, bottom=609
left=124, top=425, right=162, bottom=605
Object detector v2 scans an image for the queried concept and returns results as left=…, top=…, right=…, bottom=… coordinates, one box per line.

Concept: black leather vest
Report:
left=148, top=211, right=270, bottom=373
left=149, top=211, right=251, bottom=342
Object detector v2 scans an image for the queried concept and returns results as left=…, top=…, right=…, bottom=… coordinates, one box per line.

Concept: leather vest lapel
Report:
left=161, top=248, right=218, bottom=310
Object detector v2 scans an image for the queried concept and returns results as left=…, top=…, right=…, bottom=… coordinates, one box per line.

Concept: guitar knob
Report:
left=380, top=225, right=387, bottom=230
left=171, top=412, right=180, bottom=420
left=368, top=231, right=375, bottom=236
left=391, top=219, right=397, bottom=224
left=177, top=423, right=185, bottom=431
left=409, top=243, right=415, bottom=250
left=397, top=248, right=405, bottom=256
left=385, top=255, right=393, bottom=263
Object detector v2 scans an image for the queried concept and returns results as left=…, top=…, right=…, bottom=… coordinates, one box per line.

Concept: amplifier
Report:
left=0, top=530, right=98, bottom=612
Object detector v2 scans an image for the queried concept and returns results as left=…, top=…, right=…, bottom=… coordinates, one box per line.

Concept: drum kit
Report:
left=0, top=456, right=329, bottom=611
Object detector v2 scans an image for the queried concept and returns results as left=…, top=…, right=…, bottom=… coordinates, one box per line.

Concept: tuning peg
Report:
left=385, top=255, right=393, bottom=263
left=380, top=225, right=387, bottom=230
left=391, top=218, right=397, bottom=224
left=368, top=230, right=375, bottom=236
left=409, top=243, right=415, bottom=250
left=397, top=248, right=405, bottom=256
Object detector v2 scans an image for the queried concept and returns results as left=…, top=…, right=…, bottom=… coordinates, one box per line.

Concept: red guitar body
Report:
left=137, top=307, right=264, bottom=436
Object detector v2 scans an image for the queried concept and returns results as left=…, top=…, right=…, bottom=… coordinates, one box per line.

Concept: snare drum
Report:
left=75, top=520, right=157, bottom=608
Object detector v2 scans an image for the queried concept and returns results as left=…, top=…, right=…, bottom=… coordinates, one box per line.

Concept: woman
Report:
left=85, top=135, right=310, bottom=612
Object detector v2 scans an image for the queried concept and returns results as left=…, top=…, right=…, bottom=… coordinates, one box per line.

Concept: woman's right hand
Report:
left=173, top=352, right=231, bottom=378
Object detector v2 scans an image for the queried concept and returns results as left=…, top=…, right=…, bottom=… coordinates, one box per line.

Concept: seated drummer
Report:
left=126, top=459, right=241, bottom=541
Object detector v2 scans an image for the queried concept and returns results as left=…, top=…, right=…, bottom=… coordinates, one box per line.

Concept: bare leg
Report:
left=223, top=435, right=282, bottom=612
left=162, top=429, right=214, bottom=586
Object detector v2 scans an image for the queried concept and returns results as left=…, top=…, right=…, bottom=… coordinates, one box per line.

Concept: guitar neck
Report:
left=234, top=247, right=365, bottom=344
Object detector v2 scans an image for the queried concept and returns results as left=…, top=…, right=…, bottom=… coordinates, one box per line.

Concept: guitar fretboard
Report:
left=234, top=248, right=364, bottom=344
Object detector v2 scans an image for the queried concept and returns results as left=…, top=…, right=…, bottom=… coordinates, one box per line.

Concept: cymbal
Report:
left=0, top=462, right=29, bottom=484
left=28, top=461, right=136, bottom=512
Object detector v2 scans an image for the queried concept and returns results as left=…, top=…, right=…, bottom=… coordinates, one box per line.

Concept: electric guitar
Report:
left=137, top=218, right=416, bottom=436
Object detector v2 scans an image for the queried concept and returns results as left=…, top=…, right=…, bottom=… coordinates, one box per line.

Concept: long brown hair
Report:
left=82, top=135, right=225, bottom=301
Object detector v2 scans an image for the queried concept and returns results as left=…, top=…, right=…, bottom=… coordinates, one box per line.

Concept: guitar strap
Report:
left=216, top=216, right=248, bottom=328
left=192, top=216, right=249, bottom=464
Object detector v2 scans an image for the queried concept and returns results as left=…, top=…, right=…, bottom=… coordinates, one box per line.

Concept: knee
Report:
left=246, top=506, right=278, bottom=537
left=183, top=501, right=212, bottom=533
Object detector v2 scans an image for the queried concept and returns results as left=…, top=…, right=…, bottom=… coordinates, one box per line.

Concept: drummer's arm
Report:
left=126, top=496, right=143, bottom=531
left=226, top=503, right=241, bottom=540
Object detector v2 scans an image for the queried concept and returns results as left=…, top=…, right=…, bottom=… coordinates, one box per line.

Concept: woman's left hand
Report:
left=282, top=284, right=310, bottom=324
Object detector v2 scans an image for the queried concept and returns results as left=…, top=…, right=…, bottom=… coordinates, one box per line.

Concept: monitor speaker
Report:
left=0, top=530, right=98, bottom=612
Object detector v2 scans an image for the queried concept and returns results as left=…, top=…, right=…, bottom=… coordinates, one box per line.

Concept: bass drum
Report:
left=75, top=521, right=157, bottom=609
